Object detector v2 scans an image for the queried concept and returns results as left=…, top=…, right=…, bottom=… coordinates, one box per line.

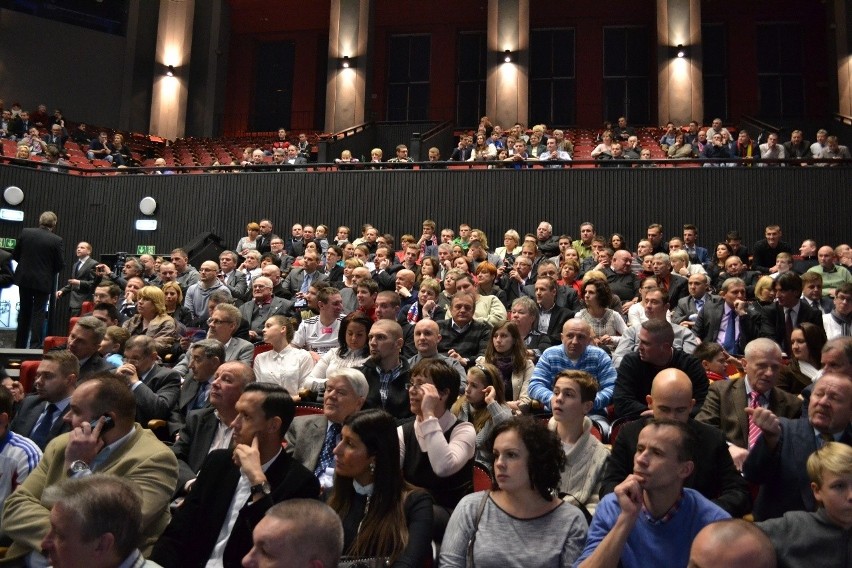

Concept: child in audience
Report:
left=100, top=325, right=130, bottom=368
left=548, top=370, right=609, bottom=516
left=693, top=341, right=739, bottom=381
left=756, top=442, right=852, bottom=568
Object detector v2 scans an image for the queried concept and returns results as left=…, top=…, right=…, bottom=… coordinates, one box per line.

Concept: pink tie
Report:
left=748, top=391, right=762, bottom=449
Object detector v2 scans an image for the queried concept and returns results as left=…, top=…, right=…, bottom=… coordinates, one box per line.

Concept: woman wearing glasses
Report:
left=400, top=359, right=475, bottom=543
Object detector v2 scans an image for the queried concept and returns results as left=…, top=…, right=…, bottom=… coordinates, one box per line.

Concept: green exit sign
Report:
left=136, top=245, right=156, bottom=255
left=0, top=238, right=16, bottom=249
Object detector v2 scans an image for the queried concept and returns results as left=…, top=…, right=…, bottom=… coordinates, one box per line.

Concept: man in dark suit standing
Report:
left=744, top=373, right=852, bottom=520
left=172, top=361, right=255, bottom=495
left=254, top=219, right=278, bottom=255
left=151, top=383, right=319, bottom=566
left=115, top=335, right=181, bottom=426
left=10, top=350, right=77, bottom=450
left=286, top=368, right=367, bottom=492
left=12, top=211, right=64, bottom=347
left=695, top=338, right=801, bottom=471
left=56, top=241, right=97, bottom=316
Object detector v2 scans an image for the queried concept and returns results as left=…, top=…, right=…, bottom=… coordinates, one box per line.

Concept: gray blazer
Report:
left=284, top=413, right=328, bottom=472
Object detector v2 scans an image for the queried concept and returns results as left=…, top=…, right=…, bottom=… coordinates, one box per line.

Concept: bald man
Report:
left=688, top=519, right=777, bottom=568
left=359, top=319, right=413, bottom=421
left=184, top=260, right=231, bottom=327
left=408, top=319, right=467, bottom=390
left=600, top=369, right=751, bottom=517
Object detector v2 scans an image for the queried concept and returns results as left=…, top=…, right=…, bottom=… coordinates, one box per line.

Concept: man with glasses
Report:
left=239, top=277, right=293, bottom=342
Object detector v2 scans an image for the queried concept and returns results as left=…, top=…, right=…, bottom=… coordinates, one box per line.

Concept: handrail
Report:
left=834, top=112, right=852, bottom=127
left=420, top=121, right=454, bottom=140
left=740, top=115, right=783, bottom=135
left=1, top=154, right=850, bottom=175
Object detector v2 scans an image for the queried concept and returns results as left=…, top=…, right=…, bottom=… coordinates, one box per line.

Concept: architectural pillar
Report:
left=149, top=0, right=195, bottom=140
left=325, top=0, right=371, bottom=133
left=486, top=0, right=529, bottom=128
left=835, top=0, right=852, bottom=117
left=656, top=0, right=702, bottom=124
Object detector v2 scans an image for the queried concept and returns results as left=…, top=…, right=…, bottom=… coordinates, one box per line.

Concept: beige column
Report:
left=325, top=0, right=371, bottom=133
left=836, top=0, right=852, bottom=117
left=149, top=0, right=194, bottom=140
left=486, top=0, right=529, bottom=128
left=657, top=0, right=702, bottom=124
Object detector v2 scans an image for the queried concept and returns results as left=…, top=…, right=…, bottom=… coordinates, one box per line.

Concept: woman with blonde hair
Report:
left=451, top=362, right=512, bottom=460
left=495, top=230, right=522, bottom=261
left=162, top=280, right=192, bottom=327
left=235, top=222, right=260, bottom=256
left=122, top=285, right=178, bottom=357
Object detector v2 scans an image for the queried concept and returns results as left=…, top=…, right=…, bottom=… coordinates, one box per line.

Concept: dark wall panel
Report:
left=0, top=165, right=847, bottom=275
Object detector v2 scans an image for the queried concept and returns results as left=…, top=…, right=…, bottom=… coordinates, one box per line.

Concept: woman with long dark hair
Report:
left=329, top=409, right=433, bottom=566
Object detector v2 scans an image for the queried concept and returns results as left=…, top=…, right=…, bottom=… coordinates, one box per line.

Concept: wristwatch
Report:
left=67, top=460, right=90, bottom=477
left=250, top=481, right=271, bottom=497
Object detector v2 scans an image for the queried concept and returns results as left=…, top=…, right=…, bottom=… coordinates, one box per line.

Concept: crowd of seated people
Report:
left=0, top=210, right=850, bottom=565
left=4, top=97, right=850, bottom=175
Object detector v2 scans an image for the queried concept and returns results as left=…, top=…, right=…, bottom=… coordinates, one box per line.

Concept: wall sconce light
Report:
left=341, top=56, right=351, bottom=69
left=676, top=45, right=686, bottom=58
left=503, top=50, right=512, bottom=63
left=166, top=65, right=175, bottom=77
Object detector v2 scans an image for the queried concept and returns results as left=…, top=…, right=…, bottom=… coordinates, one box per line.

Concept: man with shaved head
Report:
left=408, top=319, right=467, bottom=389
left=689, top=519, right=777, bottom=568
left=359, top=319, right=412, bottom=421
left=184, top=260, right=231, bottom=327
left=528, top=319, right=617, bottom=417
left=600, top=369, right=751, bottom=517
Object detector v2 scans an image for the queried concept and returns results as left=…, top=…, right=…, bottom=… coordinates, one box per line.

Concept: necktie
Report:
left=193, top=381, right=211, bottom=410
left=30, top=403, right=58, bottom=450
left=811, top=300, right=819, bottom=311
left=785, top=308, right=794, bottom=353
left=747, top=391, right=762, bottom=449
left=695, top=298, right=704, bottom=312
left=722, top=308, right=737, bottom=353
left=73, top=260, right=81, bottom=278
left=819, top=432, right=833, bottom=447
left=314, top=422, right=342, bottom=477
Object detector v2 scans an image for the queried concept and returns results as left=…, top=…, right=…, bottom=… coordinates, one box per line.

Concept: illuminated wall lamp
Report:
left=676, top=45, right=686, bottom=58
left=503, top=50, right=512, bottom=63
left=341, top=56, right=351, bottom=69
left=166, top=65, right=175, bottom=77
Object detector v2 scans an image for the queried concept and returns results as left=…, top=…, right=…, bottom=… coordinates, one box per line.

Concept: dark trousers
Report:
left=16, top=288, right=49, bottom=348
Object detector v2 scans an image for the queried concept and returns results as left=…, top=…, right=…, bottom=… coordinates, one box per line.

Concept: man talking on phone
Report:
left=2, top=374, right=178, bottom=563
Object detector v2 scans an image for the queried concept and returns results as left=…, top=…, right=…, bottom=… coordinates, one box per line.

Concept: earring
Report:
left=369, top=462, right=376, bottom=474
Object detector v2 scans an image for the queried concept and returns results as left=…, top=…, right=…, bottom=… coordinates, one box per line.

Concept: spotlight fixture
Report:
left=342, top=56, right=350, bottom=69
left=676, top=45, right=685, bottom=58
left=504, top=50, right=512, bottom=63
left=166, top=65, right=175, bottom=77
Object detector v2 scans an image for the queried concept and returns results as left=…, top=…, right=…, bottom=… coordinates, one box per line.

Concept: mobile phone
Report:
left=89, top=415, right=115, bottom=434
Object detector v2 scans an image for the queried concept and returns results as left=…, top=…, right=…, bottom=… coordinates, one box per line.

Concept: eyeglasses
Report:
left=405, top=381, right=428, bottom=391
left=207, top=317, right=233, bottom=326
